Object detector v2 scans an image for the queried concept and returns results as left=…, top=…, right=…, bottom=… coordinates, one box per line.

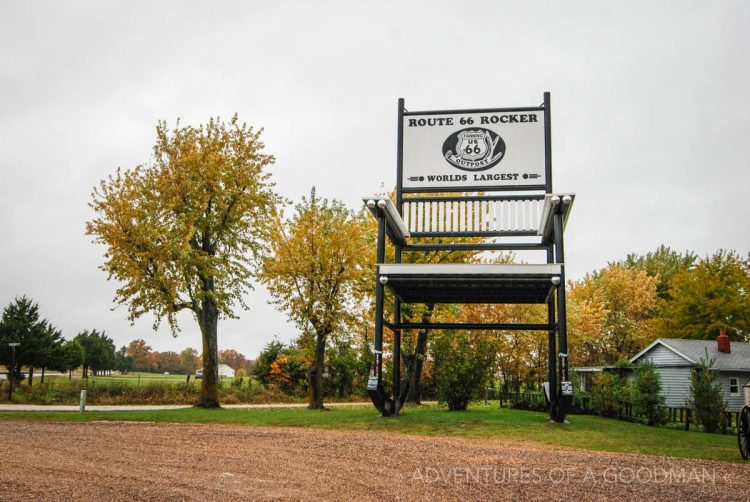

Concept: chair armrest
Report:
left=538, top=193, right=575, bottom=242
left=363, top=196, right=410, bottom=245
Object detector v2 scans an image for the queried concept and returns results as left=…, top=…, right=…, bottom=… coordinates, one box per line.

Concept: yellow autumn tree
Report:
left=260, top=188, right=372, bottom=409
left=87, top=115, right=281, bottom=407
left=567, top=263, right=658, bottom=366
left=653, top=250, right=750, bottom=340
left=566, top=282, right=608, bottom=366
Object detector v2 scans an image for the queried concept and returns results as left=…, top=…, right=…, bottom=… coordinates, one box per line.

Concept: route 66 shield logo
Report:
left=442, top=128, right=505, bottom=171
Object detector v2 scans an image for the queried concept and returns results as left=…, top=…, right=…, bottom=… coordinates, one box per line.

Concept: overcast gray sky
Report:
left=1, top=1, right=748, bottom=359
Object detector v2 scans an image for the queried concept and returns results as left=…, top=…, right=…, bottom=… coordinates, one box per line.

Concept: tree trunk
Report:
left=83, top=364, right=88, bottom=378
left=41, top=367, right=45, bottom=384
left=28, top=367, right=34, bottom=387
left=196, top=293, right=221, bottom=408
left=69, top=369, right=72, bottom=379
left=307, top=330, right=328, bottom=409
left=403, top=304, right=435, bottom=404
left=405, top=330, right=428, bottom=403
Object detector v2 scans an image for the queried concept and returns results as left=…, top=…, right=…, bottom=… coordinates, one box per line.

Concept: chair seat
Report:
left=378, top=263, right=561, bottom=304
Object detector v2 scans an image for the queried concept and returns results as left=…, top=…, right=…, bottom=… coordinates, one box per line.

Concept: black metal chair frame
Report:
left=366, top=93, right=574, bottom=421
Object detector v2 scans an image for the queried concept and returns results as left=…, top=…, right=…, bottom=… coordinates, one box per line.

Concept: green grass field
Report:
left=0, top=404, right=741, bottom=463
left=43, top=372, right=230, bottom=386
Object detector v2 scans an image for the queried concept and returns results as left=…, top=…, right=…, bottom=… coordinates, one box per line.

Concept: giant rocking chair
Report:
left=364, top=93, right=575, bottom=422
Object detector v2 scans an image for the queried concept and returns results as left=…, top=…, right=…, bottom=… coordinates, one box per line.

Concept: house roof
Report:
left=573, top=366, right=620, bottom=373
left=630, top=338, right=750, bottom=372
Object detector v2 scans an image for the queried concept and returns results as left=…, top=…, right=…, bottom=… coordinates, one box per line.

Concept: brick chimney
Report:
left=717, top=329, right=731, bottom=353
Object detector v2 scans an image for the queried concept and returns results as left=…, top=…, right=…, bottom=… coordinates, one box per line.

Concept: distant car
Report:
left=195, top=370, right=203, bottom=379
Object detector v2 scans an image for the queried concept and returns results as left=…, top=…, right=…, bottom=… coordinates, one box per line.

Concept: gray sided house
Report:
left=630, top=337, right=750, bottom=412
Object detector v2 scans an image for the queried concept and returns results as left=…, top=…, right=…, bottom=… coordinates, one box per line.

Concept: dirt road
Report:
left=0, top=421, right=748, bottom=501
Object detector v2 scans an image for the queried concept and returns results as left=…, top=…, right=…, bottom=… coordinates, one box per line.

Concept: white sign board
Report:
left=402, top=109, right=546, bottom=191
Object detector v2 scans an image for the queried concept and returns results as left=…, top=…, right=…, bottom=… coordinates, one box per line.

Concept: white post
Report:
left=80, top=389, right=87, bottom=413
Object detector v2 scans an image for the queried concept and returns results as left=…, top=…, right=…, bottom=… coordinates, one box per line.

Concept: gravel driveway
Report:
left=0, top=421, right=748, bottom=501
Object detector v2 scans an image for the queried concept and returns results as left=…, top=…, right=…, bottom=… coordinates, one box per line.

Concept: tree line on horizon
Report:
left=0, top=297, right=256, bottom=387
left=123, top=338, right=254, bottom=375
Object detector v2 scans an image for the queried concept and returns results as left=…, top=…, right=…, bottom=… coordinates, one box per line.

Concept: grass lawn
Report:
left=45, top=372, right=202, bottom=386
left=41, top=372, right=243, bottom=389
left=0, top=404, right=741, bottom=463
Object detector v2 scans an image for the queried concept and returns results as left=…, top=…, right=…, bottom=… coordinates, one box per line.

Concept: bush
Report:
left=252, top=339, right=285, bottom=386
left=323, top=340, right=368, bottom=398
left=690, top=351, right=726, bottom=433
left=508, top=393, right=547, bottom=412
left=269, top=351, right=308, bottom=397
left=431, top=331, right=495, bottom=411
left=589, top=372, right=625, bottom=418
left=231, top=369, right=247, bottom=388
left=631, top=362, right=667, bottom=426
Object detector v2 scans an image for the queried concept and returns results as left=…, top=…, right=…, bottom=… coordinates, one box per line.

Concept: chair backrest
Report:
left=401, top=194, right=546, bottom=238
left=395, top=96, right=553, bottom=243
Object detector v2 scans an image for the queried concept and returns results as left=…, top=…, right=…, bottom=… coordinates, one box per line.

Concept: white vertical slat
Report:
left=410, top=202, right=417, bottom=232
left=489, top=200, right=502, bottom=232
left=423, top=201, right=431, bottom=233
left=438, top=201, right=444, bottom=232
left=472, top=200, right=476, bottom=232
left=516, top=200, right=523, bottom=230
left=402, top=202, right=410, bottom=231
left=452, top=201, right=458, bottom=231
left=538, top=199, right=543, bottom=230
left=431, top=201, right=437, bottom=232
left=466, top=200, right=474, bottom=232
left=529, top=199, right=536, bottom=230
left=416, top=201, right=423, bottom=233
left=535, top=199, right=542, bottom=230
left=458, top=200, right=465, bottom=232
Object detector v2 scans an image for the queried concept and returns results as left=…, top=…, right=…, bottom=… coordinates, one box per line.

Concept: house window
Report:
left=729, top=378, right=739, bottom=395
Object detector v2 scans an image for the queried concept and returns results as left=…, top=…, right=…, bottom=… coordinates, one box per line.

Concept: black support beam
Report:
left=384, top=321, right=555, bottom=331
